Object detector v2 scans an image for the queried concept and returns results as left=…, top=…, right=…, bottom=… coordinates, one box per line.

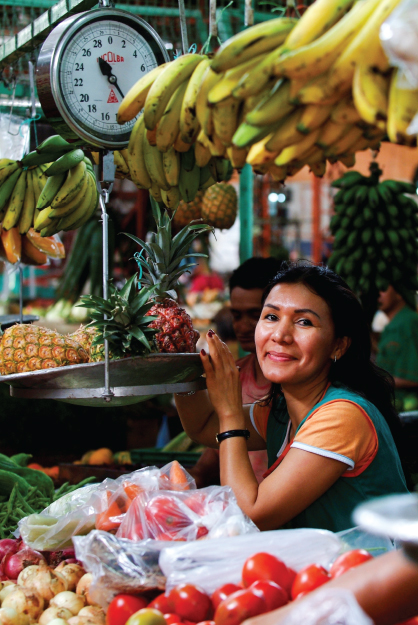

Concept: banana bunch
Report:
left=328, top=163, right=418, bottom=317
left=33, top=153, right=99, bottom=237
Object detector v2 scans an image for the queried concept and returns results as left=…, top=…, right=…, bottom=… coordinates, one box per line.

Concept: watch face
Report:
left=48, top=11, right=168, bottom=148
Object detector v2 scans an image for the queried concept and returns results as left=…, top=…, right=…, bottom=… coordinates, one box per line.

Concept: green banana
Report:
left=367, top=186, right=380, bottom=209
left=2, top=170, right=27, bottom=230
left=377, top=181, right=394, bottom=204
left=44, top=149, right=85, bottom=176
left=330, top=170, right=366, bottom=188
left=179, top=150, right=200, bottom=202
left=36, top=172, right=67, bottom=210
left=0, top=168, right=22, bottom=211
left=36, top=135, right=73, bottom=154
left=20, top=150, right=66, bottom=168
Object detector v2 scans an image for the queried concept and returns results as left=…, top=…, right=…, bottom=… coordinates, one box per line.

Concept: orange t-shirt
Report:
left=250, top=398, right=378, bottom=477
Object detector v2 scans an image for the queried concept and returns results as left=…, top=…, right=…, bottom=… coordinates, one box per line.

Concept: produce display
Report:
left=328, top=164, right=418, bottom=319
left=116, top=0, right=413, bottom=187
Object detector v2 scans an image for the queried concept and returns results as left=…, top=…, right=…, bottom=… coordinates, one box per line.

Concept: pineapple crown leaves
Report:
left=77, top=275, right=159, bottom=356
left=122, top=201, right=214, bottom=300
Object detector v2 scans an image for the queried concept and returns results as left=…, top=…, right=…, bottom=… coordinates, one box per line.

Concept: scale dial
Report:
left=36, top=9, right=169, bottom=149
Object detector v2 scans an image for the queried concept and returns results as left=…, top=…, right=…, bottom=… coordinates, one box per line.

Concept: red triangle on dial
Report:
left=107, top=89, right=119, bottom=103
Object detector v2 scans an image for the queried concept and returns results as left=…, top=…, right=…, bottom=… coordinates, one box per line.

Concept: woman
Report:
left=175, top=263, right=408, bottom=532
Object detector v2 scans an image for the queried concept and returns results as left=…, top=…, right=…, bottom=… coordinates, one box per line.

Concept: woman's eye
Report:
left=265, top=313, right=277, bottom=321
left=297, top=318, right=313, bottom=326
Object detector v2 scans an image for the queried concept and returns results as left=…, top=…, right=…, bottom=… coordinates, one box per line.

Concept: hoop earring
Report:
left=334, top=355, right=337, bottom=363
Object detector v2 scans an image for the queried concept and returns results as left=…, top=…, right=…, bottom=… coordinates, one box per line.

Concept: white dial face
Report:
left=58, top=18, right=159, bottom=142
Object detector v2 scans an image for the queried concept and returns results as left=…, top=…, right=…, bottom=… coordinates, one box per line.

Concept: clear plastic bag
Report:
left=117, top=485, right=258, bottom=542
left=337, top=526, right=395, bottom=558
left=73, top=530, right=167, bottom=609
left=380, top=0, right=418, bottom=88
left=0, top=113, right=30, bottom=161
left=281, top=588, right=374, bottom=625
left=160, top=528, right=343, bottom=594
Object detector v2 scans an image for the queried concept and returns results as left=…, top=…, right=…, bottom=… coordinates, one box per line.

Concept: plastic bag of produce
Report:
left=117, top=485, right=258, bottom=542
left=281, top=588, right=373, bottom=625
left=160, top=527, right=342, bottom=594
left=380, top=0, right=418, bottom=88
left=73, top=530, right=167, bottom=609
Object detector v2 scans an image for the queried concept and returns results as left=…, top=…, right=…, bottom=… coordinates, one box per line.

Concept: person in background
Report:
left=376, top=284, right=418, bottom=411
left=190, top=256, right=283, bottom=486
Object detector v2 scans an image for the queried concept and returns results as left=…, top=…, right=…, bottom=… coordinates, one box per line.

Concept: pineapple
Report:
left=173, top=190, right=204, bottom=228
left=77, top=275, right=159, bottom=360
left=201, top=183, right=238, bottom=230
left=126, top=202, right=213, bottom=353
left=0, top=324, right=89, bottom=375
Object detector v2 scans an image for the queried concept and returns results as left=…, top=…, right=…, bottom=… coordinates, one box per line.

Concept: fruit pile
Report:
left=118, top=0, right=413, bottom=186
left=106, top=548, right=376, bottom=625
left=328, top=164, right=418, bottom=318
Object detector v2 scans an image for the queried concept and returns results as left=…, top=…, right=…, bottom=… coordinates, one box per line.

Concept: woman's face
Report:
left=255, top=282, right=341, bottom=387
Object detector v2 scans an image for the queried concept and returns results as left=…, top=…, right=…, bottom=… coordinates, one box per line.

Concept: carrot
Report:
left=96, top=493, right=123, bottom=532
left=169, top=460, right=190, bottom=490
left=123, top=482, right=143, bottom=501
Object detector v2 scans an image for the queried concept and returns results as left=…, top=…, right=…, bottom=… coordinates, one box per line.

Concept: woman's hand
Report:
left=200, top=330, right=245, bottom=430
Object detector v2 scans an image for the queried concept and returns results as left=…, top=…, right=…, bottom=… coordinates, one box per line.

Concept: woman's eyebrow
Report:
left=264, top=303, right=321, bottom=320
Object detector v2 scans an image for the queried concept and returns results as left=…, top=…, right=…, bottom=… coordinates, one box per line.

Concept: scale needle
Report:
left=98, top=57, right=125, bottom=99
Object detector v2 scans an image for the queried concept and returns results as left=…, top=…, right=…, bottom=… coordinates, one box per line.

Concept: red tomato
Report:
left=242, top=553, right=293, bottom=592
left=168, top=584, right=212, bottom=622
left=291, top=564, right=330, bottom=600
left=214, top=588, right=266, bottom=625
left=329, top=549, right=373, bottom=579
left=164, top=615, right=183, bottom=625
left=283, top=567, right=297, bottom=593
left=146, top=496, right=192, bottom=535
left=249, top=580, right=288, bottom=611
left=184, top=493, right=207, bottom=515
left=106, top=595, right=149, bottom=625
left=397, top=618, right=418, bottom=625
left=211, top=584, right=242, bottom=611
left=147, top=593, right=172, bottom=613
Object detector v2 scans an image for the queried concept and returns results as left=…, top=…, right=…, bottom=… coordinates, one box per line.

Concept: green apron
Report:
left=376, top=306, right=418, bottom=410
left=265, top=384, right=408, bottom=532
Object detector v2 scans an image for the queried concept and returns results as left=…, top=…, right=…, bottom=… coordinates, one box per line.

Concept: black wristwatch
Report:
left=216, top=429, right=251, bottom=444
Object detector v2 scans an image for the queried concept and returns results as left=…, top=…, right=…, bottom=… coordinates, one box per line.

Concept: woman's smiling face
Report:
left=255, top=282, right=340, bottom=387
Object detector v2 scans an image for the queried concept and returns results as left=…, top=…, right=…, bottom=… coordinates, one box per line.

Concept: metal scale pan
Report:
left=0, top=353, right=206, bottom=407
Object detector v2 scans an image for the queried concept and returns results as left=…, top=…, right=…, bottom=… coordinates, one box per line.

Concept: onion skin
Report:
left=50, top=592, right=86, bottom=616
left=39, top=607, right=73, bottom=625
left=22, top=565, right=68, bottom=603
left=3, top=549, right=46, bottom=580
left=54, top=566, right=85, bottom=593
left=77, top=607, right=105, bottom=624
left=0, top=606, right=29, bottom=625
left=46, top=619, right=70, bottom=625
left=0, top=584, right=17, bottom=603
left=75, top=575, right=93, bottom=606
left=2, top=586, right=44, bottom=620
left=67, top=617, right=98, bottom=625
left=0, top=542, right=19, bottom=563
left=17, top=565, right=40, bottom=586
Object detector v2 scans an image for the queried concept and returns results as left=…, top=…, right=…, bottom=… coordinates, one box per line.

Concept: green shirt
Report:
left=376, top=306, right=418, bottom=405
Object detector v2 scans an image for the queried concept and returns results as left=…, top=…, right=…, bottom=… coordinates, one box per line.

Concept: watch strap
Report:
left=216, top=429, right=250, bottom=444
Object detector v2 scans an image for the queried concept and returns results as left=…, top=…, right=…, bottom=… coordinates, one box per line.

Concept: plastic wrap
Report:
left=73, top=530, right=167, bottom=609
left=159, top=528, right=343, bottom=594
left=117, top=485, right=258, bottom=542
left=337, top=526, right=395, bottom=557
left=281, top=588, right=373, bottom=625
left=0, top=113, right=30, bottom=161
left=380, top=0, right=418, bottom=88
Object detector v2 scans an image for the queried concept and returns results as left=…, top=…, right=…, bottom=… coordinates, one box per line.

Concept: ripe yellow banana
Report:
left=387, top=69, right=418, bottom=145
left=352, top=63, right=389, bottom=130
left=273, top=0, right=380, bottom=82
left=3, top=170, right=27, bottom=230
left=144, top=54, right=202, bottom=131
left=0, top=161, right=20, bottom=185
left=194, top=140, right=212, bottom=168
left=51, top=161, right=87, bottom=208
left=326, top=0, right=403, bottom=103
left=60, top=172, right=95, bottom=231
left=232, top=119, right=283, bottom=149
left=245, top=80, right=293, bottom=127
left=330, top=96, right=362, bottom=125
left=211, top=18, right=297, bottom=74
left=281, top=0, right=355, bottom=52
left=275, top=127, right=321, bottom=166
left=316, top=119, right=350, bottom=149
left=30, top=167, right=44, bottom=204
left=265, top=108, right=304, bottom=152
left=127, top=115, right=152, bottom=190
left=325, top=125, right=364, bottom=159
left=195, top=67, right=223, bottom=137
left=266, top=163, right=287, bottom=182
left=179, top=57, right=212, bottom=143
left=208, top=55, right=263, bottom=105
left=226, top=145, right=248, bottom=170
left=156, top=80, right=189, bottom=153
left=48, top=173, right=89, bottom=219
left=161, top=186, right=180, bottom=211
left=295, top=72, right=350, bottom=106
left=117, top=63, right=168, bottom=124
left=149, top=182, right=163, bottom=203
left=233, top=47, right=285, bottom=100
left=162, top=147, right=181, bottom=187
left=297, top=104, right=333, bottom=134
left=247, top=134, right=278, bottom=166
left=173, top=133, right=193, bottom=153
left=309, top=160, right=327, bottom=177
left=212, top=97, right=241, bottom=147
left=114, top=150, right=130, bottom=176
left=143, top=131, right=171, bottom=191
left=34, top=207, right=54, bottom=232
left=18, top=170, right=36, bottom=235
left=337, top=153, right=356, bottom=168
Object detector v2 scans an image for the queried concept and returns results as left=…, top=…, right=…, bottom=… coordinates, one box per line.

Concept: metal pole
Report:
left=239, top=163, right=254, bottom=263
left=244, top=0, right=254, bottom=27
left=178, top=0, right=189, bottom=54
left=311, top=172, right=322, bottom=264
left=209, top=0, right=217, bottom=41
left=18, top=265, right=23, bottom=324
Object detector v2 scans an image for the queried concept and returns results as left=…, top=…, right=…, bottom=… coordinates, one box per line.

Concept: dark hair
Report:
left=229, top=257, right=283, bottom=293
left=262, top=261, right=405, bottom=459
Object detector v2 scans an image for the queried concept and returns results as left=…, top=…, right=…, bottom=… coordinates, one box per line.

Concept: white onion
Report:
left=46, top=619, right=70, bottom=625
left=50, top=592, right=85, bottom=616
left=0, top=585, right=17, bottom=604
left=75, top=575, right=93, bottom=606
left=22, top=565, right=67, bottom=603
left=78, top=607, right=105, bottom=624
left=54, top=566, right=85, bottom=593
left=2, top=587, right=44, bottom=621
left=17, top=565, right=40, bottom=587
left=0, top=606, right=28, bottom=625
left=67, top=617, right=97, bottom=625
left=39, top=606, right=73, bottom=625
